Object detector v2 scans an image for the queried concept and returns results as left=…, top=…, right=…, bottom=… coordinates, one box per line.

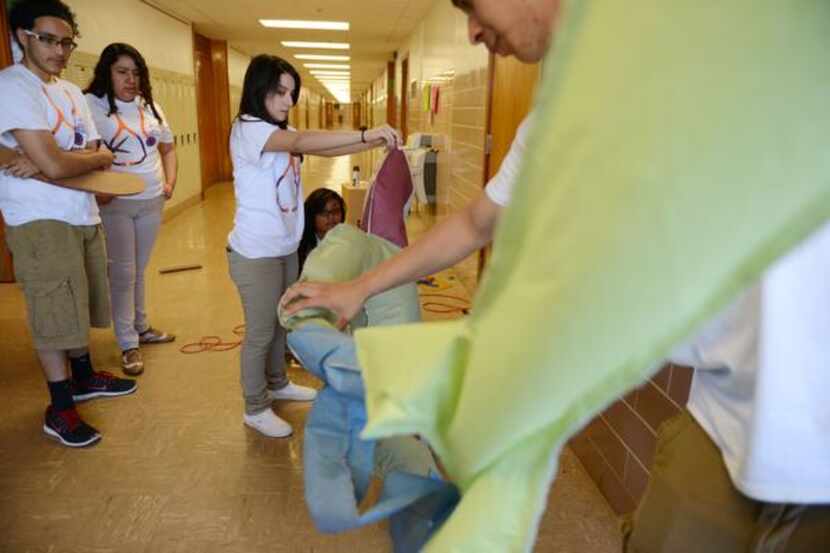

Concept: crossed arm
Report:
left=1, top=129, right=112, bottom=179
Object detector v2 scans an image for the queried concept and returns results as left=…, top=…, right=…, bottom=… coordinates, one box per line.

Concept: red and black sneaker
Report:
left=43, top=406, right=101, bottom=448
left=72, top=371, right=137, bottom=402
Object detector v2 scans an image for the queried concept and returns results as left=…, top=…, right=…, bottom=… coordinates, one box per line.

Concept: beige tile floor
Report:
left=0, top=153, right=622, bottom=552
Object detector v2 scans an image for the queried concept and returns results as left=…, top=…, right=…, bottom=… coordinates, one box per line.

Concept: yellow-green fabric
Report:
left=355, top=1, right=830, bottom=551
left=279, top=223, right=421, bottom=330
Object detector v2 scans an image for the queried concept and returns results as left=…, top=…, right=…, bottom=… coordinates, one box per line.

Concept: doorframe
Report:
left=386, top=60, right=397, bottom=127
left=1, top=0, right=15, bottom=282
left=399, top=56, right=409, bottom=143
left=478, top=53, right=498, bottom=277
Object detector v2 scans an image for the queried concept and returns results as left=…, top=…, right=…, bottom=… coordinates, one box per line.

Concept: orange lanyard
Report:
left=107, top=106, right=156, bottom=167
left=41, top=85, right=84, bottom=147
left=276, top=155, right=302, bottom=213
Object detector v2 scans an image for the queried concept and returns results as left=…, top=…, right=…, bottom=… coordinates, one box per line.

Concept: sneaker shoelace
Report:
left=85, top=371, right=116, bottom=389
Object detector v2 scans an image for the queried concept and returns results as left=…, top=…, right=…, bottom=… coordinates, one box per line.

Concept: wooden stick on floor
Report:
left=158, top=264, right=203, bottom=274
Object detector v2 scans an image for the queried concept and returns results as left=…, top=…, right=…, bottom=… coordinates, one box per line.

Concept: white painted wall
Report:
left=227, top=48, right=250, bottom=88
left=70, top=0, right=194, bottom=76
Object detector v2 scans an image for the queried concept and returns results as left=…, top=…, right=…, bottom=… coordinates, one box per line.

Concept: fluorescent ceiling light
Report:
left=282, top=41, right=350, bottom=50
left=304, top=63, right=350, bottom=70
left=260, top=19, right=349, bottom=31
left=310, top=70, right=351, bottom=76
left=295, top=54, right=350, bottom=61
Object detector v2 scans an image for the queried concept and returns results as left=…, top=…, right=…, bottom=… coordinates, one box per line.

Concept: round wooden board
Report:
left=56, top=171, right=145, bottom=195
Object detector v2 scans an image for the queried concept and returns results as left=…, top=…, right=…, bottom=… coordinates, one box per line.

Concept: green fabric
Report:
left=279, top=223, right=421, bottom=330
left=355, top=1, right=830, bottom=551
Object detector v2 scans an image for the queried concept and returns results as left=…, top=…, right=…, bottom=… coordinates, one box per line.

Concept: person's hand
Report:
left=163, top=181, right=175, bottom=200
left=366, top=125, right=402, bottom=150
left=280, top=279, right=369, bottom=330
left=1, top=151, right=40, bottom=179
left=97, top=148, right=114, bottom=170
left=96, top=193, right=115, bottom=205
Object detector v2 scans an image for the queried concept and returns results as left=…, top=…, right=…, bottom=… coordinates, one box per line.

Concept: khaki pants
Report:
left=100, top=196, right=164, bottom=350
left=227, top=247, right=298, bottom=415
left=5, top=220, right=110, bottom=350
left=624, top=411, right=830, bottom=553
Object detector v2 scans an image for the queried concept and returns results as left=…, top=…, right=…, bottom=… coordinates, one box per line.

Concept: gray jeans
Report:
left=227, top=247, right=298, bottom=415
left=100, top=196, right=164, bottom=351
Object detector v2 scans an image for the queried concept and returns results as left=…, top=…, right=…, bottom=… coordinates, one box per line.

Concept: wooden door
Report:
left=209, top=40, right=232, bottom=181
left=479, top=54, right=540, bottom=275
left=399, top=56, right=409, bottom=141
left=1, top=0, right=15, bottom=282
left=352, top=102, right=361, bottom=130
left=193, top=33, right=218, bottom=195
left=484, top=55, right=540, bottom=181
left=193, top=33, right=232, bottom=194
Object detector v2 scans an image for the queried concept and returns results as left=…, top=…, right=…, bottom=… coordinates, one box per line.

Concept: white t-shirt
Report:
left=86, top=94, right=173, bottom=200
left=0, top=63, right=101, bottom=226
left=670, top=221, right=830, bottom=504
left=484, top=115, right=534, bottom=207
left=228, top=118, right=304, bottom=258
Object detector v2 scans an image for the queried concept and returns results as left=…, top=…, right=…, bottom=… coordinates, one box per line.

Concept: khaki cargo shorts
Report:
left=5, top=220, right=110, bottom=350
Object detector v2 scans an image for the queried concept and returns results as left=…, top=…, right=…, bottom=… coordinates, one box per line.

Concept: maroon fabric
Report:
left=360, top=149, right=413, bottom=248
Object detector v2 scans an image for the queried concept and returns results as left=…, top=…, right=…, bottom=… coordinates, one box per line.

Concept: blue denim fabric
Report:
left=288, top=323, right=459, bottom=551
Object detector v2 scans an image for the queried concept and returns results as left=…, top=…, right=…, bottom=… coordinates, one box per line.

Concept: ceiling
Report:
left=144, top=0, right=437, bottom=101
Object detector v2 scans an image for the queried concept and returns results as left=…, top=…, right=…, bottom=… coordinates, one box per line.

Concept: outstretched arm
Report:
left=264, top=125, right=401, bottom=156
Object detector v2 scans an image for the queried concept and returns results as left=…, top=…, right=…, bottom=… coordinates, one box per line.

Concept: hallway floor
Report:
left=0, top=154, right=622, bottom=552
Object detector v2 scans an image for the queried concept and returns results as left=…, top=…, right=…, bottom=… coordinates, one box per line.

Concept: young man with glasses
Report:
left=0, top=0, right=137, bottom=448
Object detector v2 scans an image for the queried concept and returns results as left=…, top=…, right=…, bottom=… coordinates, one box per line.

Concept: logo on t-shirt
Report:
left=276, top=155, right=302, bottom=213
left=106, top=105, right=160, bottom=167
left=42, top=85, right=87, bottom=148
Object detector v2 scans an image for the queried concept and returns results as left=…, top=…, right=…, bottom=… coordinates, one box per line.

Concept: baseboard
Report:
left=162, top=193, right=202, bottom=223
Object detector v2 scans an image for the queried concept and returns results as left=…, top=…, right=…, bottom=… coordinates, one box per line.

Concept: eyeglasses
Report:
left=23, top=30, right=78, bottom=52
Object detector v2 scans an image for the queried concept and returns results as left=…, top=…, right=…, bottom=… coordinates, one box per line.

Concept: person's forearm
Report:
left=161, top=147, right=177, bottom=186
left=40, top=149, right=109, bottom=180
left=311, top=138, right=385, bottom=157
left=355, top=197, right=497, bottom=299
left=273, top=129, right=364, bottom=154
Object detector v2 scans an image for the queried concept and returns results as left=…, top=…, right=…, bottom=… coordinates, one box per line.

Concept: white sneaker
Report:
left=243, top=409, right=292, bottom=438
left=269, top=382, right=317, bottom=402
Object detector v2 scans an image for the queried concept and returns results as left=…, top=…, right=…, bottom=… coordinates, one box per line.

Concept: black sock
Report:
left=69, top=353, right=94, bottom=383
left=48, top=379, right=75, bottom=411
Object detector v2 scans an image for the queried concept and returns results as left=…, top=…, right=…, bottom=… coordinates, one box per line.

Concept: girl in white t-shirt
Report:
left=229, top=54, right=400, bottom=438
left=85, top=43, right=177, bottom=376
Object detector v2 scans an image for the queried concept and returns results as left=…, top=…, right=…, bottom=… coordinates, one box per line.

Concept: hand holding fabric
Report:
left=281, top=279, right=369, bottom=330
left=366, top=125, right=402, bottom=150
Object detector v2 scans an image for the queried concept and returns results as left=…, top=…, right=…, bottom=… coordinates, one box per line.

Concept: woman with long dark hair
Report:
left=228, top=54, right=399, bottom=438
left=297, top=188, right=346, bottom=270
left=85, top=43, right=177, bottom=376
